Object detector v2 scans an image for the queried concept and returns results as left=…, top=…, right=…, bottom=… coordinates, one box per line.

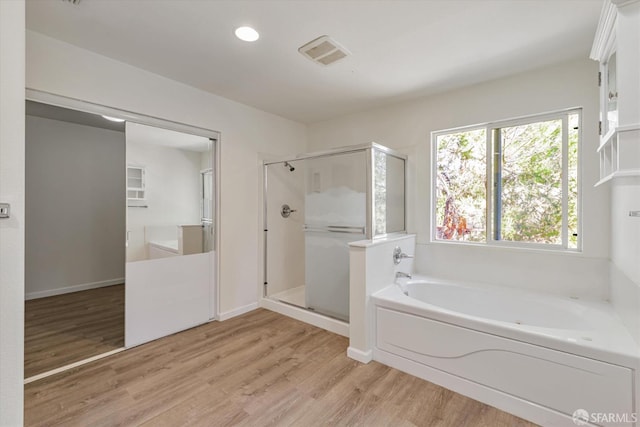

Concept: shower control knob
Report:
left=281, top=204, right=297, bottom=218
left=393, top=246, right=413, bottom=265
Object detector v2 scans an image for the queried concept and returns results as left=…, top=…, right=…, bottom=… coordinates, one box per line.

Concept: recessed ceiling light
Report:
left=235, top=26, right=259, bottom=42
left=102, top=115, right=125, bottom=123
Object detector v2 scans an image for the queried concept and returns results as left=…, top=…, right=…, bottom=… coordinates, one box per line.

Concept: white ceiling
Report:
left=26, top=0, right=603, bottom=124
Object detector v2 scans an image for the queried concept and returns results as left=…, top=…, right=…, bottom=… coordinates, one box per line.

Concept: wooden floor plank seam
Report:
left=25, top=308, right=538, bottom=426
left=24, top=284, right=125, bottom=378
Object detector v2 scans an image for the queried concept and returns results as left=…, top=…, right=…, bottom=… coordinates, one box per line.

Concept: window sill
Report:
left=428, top=239, right=583, bottom=256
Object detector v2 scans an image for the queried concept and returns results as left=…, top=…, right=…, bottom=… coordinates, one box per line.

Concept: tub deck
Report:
left=373, top=277, right=639, bottom=367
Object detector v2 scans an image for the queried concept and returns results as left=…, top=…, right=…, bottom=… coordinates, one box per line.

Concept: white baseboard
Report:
left=25, top=278, right=124, bottom=300
left=260, top=297, right=349, bottom=337
left=218, top=302, right=259, bottom=321
left=347, top=346, right=372, bottom=364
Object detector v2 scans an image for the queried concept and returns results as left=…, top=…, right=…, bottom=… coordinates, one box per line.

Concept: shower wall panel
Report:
left=265, top=161, right=305, bottom=296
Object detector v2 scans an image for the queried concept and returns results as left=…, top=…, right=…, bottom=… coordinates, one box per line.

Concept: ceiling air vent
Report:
left=298, top=36, right=350, bottom=66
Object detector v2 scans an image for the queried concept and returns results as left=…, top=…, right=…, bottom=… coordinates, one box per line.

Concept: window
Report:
left=433, top=109, right=580, bottom=250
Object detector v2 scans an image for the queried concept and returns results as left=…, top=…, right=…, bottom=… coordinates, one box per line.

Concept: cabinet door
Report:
left=605, top=51, right=618, bottom=134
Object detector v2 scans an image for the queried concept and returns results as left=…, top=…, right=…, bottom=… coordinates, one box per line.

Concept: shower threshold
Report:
left=271, top=286, right=306, bottom=307
left=268, top=286, right=348, bottom=323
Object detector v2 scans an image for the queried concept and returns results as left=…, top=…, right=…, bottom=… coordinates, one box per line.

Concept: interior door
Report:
left=125, top=122, right=214, bottom=347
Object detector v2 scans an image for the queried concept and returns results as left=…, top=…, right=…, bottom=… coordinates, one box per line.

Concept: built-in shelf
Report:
left=597, top=128, right=617, bottom=153
left=595, top=124, right=640, bottom=187
left=127, top=165, right=148, bottom=208
left=127, top=165, right=146, bottom=203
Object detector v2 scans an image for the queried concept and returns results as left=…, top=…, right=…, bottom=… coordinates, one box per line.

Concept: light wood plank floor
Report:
left=24, top=284, right=125, bottom=378
left=25, top=309, right=537, bottom=427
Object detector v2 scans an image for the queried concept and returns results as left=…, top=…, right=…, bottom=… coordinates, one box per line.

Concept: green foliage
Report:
left=436, top=114, right=579, bottom=247
left=436, top=129, right=486, bottom=241
left=500, top=119, right=562, bottom=244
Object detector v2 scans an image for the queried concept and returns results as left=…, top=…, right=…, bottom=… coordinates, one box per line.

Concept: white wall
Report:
left=611, top=178, right=640, bottom=343
left=0, top=1, right=25, bottom=425
left=25, top=115, right=125, bottom=298
left=26, top=30, right=308, bottom=317
left=309, top=58, right=610, bottom=299
left=609, top=1, right=640, bottom=345
left=126, top=140, right=201, bottom=262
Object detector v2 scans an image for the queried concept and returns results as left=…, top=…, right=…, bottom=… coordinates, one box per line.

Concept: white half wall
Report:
left=309, top=58, right=609, bottom=299
left=349, top=234, right=416, bottom=362
left=26, top=30, right=308, bottom=317
left=25, top=115, right=125, bottom=299
left=0, top=0, right=25, bottom=425
left=125, top=253, right=210, bottom=347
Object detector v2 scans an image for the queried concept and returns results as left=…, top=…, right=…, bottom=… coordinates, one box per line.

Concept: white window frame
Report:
left=431, top=108, right=582, bottom=251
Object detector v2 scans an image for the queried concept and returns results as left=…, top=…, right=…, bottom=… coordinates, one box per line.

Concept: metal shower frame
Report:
left=262, top=142, right=408, bottom=298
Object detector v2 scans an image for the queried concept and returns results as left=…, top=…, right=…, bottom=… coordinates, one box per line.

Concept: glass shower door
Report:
left=304, top=152, right=367, bottom=321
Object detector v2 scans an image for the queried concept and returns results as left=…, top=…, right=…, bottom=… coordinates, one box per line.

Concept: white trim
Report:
left=612, top=0, right=640, bottom=7
left=485, top=126, right=493, bottom=241
left=24, top=347, right=125, bottom=385
left=613, top=169, right=640, bottom=178
left=617, top=123, right=640, bottom=133
left=595, top=174, right=615, bottom=187
left=217, top=302, right=259, bottom=321
left=590, top=0, right=618, bottom=61
left=260, top=297, right=349, bottom=337
left=212, top=136, right=222, bottom=321
left=25, top=278, right=124, bottom=300
left=575, top=112, right=584, bottom=252
left=561, top=115, right=569, bottom=249
left=430, top=107, right=582, bottom=138
left=431, top=108, right=582, bottom=252
left=26, top=89, right=220, bottom=141
left=348, top=233, right=415, bottom=248
left=595, top=170, right=640, bottom=187
left=598, top=124, right=640, bottom=153
left=25, top=89, right=222, bottom=342
left=347, top=347, right=373, bottom=364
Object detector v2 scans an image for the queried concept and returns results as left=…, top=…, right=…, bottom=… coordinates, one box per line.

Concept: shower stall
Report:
left=263, top=143, right=406, bottom=322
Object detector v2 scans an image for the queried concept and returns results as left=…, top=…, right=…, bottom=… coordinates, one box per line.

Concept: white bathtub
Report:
left=372, top=277, right=639, bottom=427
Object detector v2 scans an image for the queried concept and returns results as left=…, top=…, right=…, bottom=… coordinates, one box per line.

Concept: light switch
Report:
left=0, top=203, right=10, bottom=219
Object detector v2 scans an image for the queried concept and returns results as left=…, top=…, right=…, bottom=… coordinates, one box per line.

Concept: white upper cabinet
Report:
left=591, top=0, right=640, bottom=185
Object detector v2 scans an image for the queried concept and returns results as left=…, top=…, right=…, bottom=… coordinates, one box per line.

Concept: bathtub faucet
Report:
left=395, top=271, right=412, bottom=279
